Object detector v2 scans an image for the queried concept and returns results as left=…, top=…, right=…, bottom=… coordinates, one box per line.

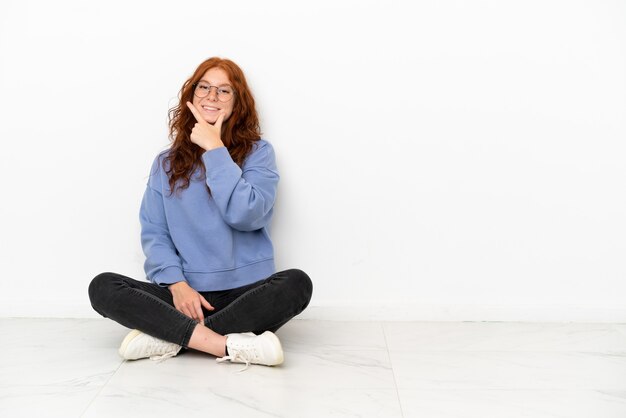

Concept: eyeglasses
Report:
left=192, top=81, right=234, bottom=102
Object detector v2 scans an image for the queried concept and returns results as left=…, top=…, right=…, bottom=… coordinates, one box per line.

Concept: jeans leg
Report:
left=88, top=272, right=198, bottom=348
left=203, top=269, right=313, bottom=335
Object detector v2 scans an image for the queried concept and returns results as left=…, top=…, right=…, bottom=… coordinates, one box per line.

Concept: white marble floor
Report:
left=1, top=319, right=626, bottom=417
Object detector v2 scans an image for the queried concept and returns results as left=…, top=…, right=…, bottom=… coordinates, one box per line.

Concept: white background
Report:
left=1, top=0, right=624, bottom=321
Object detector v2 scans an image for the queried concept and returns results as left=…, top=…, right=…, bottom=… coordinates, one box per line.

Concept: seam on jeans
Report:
left=181, top=320, right=198, bottom=348
left=127, top=286, right=198, bottom=347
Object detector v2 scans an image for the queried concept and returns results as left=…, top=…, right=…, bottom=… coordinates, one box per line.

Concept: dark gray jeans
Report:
left=88, top=269, right=312, bottom=348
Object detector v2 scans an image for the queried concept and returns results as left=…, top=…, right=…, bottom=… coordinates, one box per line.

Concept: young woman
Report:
left=88, top=57, right=313, bottom=369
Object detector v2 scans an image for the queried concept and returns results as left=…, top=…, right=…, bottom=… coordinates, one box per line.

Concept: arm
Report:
left=185, top=102, right=279, bottom=231
left=139, top=183, right=185, bottom=287
left=140, top=155, right=215, bottom=322
left=202, top=141, right=279, bottom=231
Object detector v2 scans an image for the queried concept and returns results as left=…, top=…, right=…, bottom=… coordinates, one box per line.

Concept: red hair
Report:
left=165, top=57, right=261, bottom=196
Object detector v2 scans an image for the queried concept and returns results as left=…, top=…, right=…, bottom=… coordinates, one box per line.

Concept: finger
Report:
left=180, top=305, right=194, bottom=320
left=200, top=296, right=215, bottom=311
left=186, top=101, right=205, bottom=124
left=188, top=124, right=199, bottom=144
left=214, top=112, right=225, bottom=131
left=194, top=301, right=204, bottom=323
left=183, top=301, right=198, bottom=319
left=187, top=301, right=200, bottom=321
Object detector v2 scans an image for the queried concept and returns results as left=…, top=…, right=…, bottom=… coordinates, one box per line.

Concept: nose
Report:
left=207, top=86, right=219, bottom=101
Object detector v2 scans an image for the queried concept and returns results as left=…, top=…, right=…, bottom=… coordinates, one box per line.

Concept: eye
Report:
left=219, top=88, right=233, bottom=95
left=198, top=84, right=210, bottom=91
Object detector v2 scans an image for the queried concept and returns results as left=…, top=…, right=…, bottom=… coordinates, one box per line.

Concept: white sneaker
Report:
left=216, top=331, right=284, bottom=371
left=119, top=329, right=182, bottom=362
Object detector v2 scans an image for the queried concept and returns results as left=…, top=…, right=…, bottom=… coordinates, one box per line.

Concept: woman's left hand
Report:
left=186, top=101, right=225, bottom=151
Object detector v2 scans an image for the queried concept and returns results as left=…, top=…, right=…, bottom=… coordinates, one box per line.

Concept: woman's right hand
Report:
left=168, top=281, right=214, bottom=323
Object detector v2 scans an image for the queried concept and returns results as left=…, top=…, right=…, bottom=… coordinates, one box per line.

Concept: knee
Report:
left=88, top=272, right=118, bottom=310
left=284, top=269, right=313, bottom=309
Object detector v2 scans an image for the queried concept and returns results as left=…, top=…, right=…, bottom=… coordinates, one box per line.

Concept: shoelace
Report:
left=146, top=340, right=180, bottom=363
left=215, top=333, right=259, bottom=372
left=216, top=350, right=256, bottom=372
left=150, top=350, right=178, bottom=363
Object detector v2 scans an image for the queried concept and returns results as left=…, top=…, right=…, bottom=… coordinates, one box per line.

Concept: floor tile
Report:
left=277, top=319, right=386, bottom=351
left=0, top=317, right=130, bottom=349
left=0, top=346, right=122, bottom=418
left=389, top=350, right=626, bottom=390
left=82, top=348, right=401, bottom=417
left=0, top=318, right=127, bottom=417
left=383, top=321, right=626, bottom=353
left=84, top=385, right=402, bottom=418
left=398, top=389, right=626, bottom=418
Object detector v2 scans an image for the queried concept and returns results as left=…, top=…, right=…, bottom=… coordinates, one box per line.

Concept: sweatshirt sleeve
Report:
left=139, top=156, right=185, bottom=287
left=202, top=141, right=279, bottom=232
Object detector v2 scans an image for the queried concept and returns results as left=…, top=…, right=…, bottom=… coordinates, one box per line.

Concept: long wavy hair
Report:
left=164, top=57, right=261, bottom=196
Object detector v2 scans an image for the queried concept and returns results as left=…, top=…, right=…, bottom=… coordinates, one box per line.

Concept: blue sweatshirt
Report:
left=139, top=139, right=279, bottom=291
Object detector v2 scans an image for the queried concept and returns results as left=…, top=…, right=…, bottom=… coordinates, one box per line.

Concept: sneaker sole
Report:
left=119, top=329, right=143, bottom=359
left=263, top=331, right=284, bottom=366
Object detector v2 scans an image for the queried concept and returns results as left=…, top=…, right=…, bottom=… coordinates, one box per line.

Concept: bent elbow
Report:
left=224, top=209, right=273, bottom=232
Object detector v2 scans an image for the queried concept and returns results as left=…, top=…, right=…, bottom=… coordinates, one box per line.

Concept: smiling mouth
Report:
left=202, top=105, right=220, bottom=111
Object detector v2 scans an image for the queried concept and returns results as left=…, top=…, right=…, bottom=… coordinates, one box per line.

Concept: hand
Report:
left=186, top=101, right=226, bottom=151
left=168, top=281, right=215, bottom=323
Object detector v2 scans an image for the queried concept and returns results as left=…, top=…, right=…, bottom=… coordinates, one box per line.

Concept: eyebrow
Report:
left=199, top=79, right=232, bottom=87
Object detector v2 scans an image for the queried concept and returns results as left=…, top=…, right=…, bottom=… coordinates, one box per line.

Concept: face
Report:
left=192, top=67, right=235, bottom=124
